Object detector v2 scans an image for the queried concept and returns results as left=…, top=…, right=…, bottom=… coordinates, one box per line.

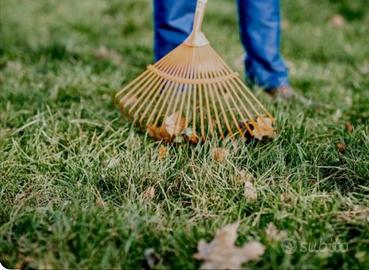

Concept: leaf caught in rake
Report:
left=116, top=0, right=275, bottom=142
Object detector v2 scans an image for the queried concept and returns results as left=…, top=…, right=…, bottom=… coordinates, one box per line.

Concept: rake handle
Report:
left=192, top=0, right=208, bottom=34
left=185, top=0, right=209, bottom=47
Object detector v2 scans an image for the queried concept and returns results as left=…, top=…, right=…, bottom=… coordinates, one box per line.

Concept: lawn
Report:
left=1, top=0, right=369, bottom=269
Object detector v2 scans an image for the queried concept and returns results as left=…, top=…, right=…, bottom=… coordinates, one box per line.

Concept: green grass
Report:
left=1, top=0, right=369, bottom=269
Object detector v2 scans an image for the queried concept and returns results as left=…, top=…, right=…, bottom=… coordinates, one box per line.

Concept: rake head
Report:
left=115, top=0, right=275, bottom=142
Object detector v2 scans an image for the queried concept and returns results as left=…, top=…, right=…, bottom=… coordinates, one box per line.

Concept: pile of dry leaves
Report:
left=147, top=112, right=275, bottom=143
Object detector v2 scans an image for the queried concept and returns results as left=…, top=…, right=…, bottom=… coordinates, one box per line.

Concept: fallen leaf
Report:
left=96, top=197, right=106, bottom=208
left=265, top=223, right=287, bottom=242
left=330, top=14, right=345, bottom=28
left=165, top=112, right=186, bottom=136
left=183, top=128, right=199, bottom=144
left=280, top=192, right=293, bottom=204
left=235, top=170, right=255, bottom=185
left=345, top=122, right=353, bottom=133
left=147, top=125, right=172, bottom=142
left=143, top=186, right=155, bottom=200
left=94, top=45, right=123, bottom=65
left=144, top=248, right=161, bottom=269
left=194, top=222, right=265, bottom=269
left=252, top=117, right=276, bottom=140
left=94, top=46, right=110, bottom=59
left=147, top=112, right=187, bottom=142
left=244, top=181, right=257, bottom=202
left=212, top=148, right=229, bottom=162
left=336, top=143, right=346, bottom=153
left=158, top=146, right=168, bottom=160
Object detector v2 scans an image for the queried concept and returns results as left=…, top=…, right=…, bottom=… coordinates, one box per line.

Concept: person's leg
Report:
left=153, top=0, right=196, bottom=61
left=237, top=0, right=289, bottom=90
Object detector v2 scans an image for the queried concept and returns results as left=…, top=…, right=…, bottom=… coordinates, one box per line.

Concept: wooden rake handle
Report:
left=185, top=0, right=209, bottom=47
left=193, top=0, right=208, bottom=34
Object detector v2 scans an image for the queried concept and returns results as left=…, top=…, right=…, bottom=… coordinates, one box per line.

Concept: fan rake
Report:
left=115, top=0, right=275, bottom=142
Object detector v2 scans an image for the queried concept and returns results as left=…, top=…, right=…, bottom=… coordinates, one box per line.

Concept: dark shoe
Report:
left=267, top=86, right=295, bottom=101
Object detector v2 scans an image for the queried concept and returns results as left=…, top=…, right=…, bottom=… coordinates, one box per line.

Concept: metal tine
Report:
left=127, top=53, right=180, bottom=117
left=209, top=56, right=245, bottom=137
left=185, top=47, right=196, bottom=130
left=121, top=52, right=176, bottom=113
left=117, top=51, right=173, bottom=100
left=204, top=52, right=224, bottom=138
left=171, top=46, right=193, bottom=134
left=191, top=50, right=198, bottom=136
left=206, top=52, right=233, bottom=137
left=146, top=46, right=187, bottom=127
left=158, top=47, right=191, bottom=127
left=210, top=49, right=263, bottom=126
left=200, top=46, right=216, bottom=138
left=198, top=47, right=206, bottom=139
left=132, top=50, right=183, bottom=123
left=116, top=70, right=150, bottom=100
left=175, top=47, right=194, bottom=134
left=211, top=47, right=273, bottom=119
left=212, top=57, right=255, bottom=136
left=117, top=70, right=155, bottom=103
left=236, top=78, right=274, bottom=120
left=152, top=46, right=190, bottom=127
left=130, top=75, right=165, bottom=119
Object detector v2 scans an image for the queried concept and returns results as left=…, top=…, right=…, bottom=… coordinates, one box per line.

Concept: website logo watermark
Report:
left=281, top=239, right=348, bottom=254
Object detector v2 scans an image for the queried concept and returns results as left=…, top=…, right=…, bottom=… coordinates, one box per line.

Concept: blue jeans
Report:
left=153, top=0, right=289, bottom=90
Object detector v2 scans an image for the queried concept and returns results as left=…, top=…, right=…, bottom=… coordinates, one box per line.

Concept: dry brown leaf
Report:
left=147, top=112, right=186, bottom=142
left=143, top=186, right=155, bottom=200
left=194, top=222, right=265, bottom=269
left=183, top=128, right=199, bottom=144
left=165, top=112, right=186, bottom=136
left=252, top=117, right=276, bottom=140
left=95, top=197, right=106, bottom=208
left=158, top=146, right=168, bottom=160
left=265, top=223, right=287, bottom=242
left=212, top=148, right=229, bottom=162
left=147, top=125, right=172, bottom=142
left=336, top=143, right=347, bottom=154
left=345, top=122, right=353, bottom=133
left=244, top=181, right=257, bottom=202
left=235, top=170, right=255, bottom=185
left=280, top=192, right=293, bottom=204
left=330, top=14, right=345, bottom=28
left=94, top=45, right=123, bottom=64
